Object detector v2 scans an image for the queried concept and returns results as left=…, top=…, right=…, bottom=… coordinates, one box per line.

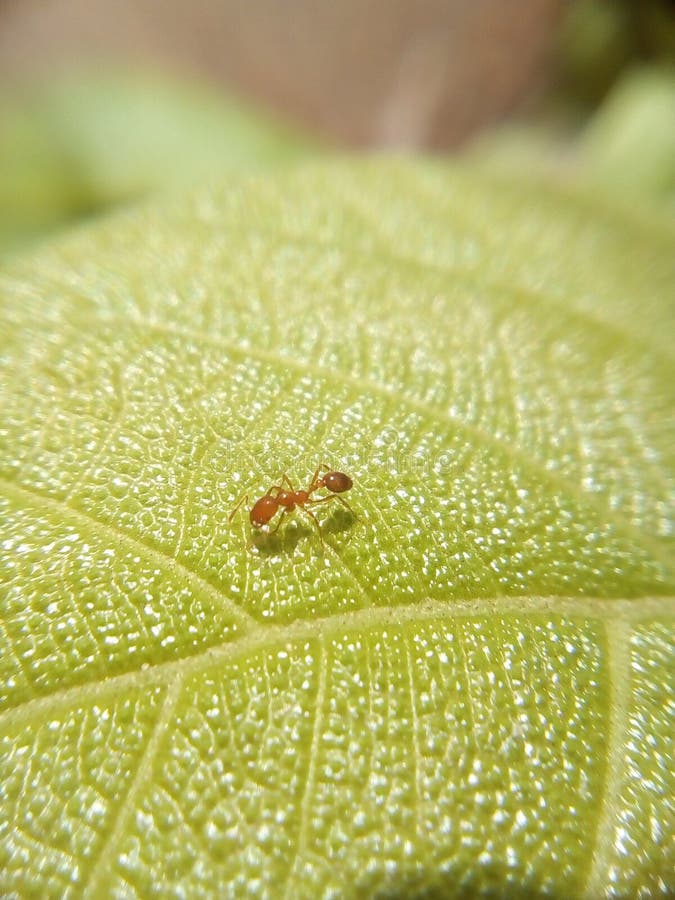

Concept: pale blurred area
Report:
left=0, top=0, right=567, bottom=148
left=1, top=0, right=673, bottom=256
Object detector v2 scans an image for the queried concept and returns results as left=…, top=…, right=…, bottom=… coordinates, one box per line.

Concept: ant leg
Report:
left=267, top=475, right=295, bottom=498
left=308, top=463, right=322, bottom=486
left=228, top=494, right=249, bottom=523
left=307, top=495, right=355, bottom=516
left=301, top=507, right=325, bottom=550
left=267, top=508, right=289, bottom=536
left=308, top=462, right=331, bottom=492
left=335, top=495, right=355, bottom=516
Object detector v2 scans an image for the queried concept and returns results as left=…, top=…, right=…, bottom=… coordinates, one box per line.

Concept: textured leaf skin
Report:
left=0, top=160, right=673, bottom=898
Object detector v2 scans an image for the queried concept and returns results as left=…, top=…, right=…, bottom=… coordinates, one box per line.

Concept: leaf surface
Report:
left=0, top=160, right=673, bottom=898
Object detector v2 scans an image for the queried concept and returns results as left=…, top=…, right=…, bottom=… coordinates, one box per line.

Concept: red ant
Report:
left=228, top=463, right=354, bottom=548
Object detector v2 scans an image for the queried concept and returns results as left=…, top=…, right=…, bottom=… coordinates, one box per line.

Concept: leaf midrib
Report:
left=57, top=611, right=638, bottom=899
left=1, top=586, right=662, bottom=900
left=1, top=581, right=672, bottom=730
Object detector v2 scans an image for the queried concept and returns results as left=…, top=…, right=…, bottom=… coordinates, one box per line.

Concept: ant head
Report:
left=323, top=471, right=353, bottom=494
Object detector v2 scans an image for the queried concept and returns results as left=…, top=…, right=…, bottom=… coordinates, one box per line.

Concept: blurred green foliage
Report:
left=559, top=0, right=675, bottom=104
left=469, top=0, right=675, bottom=213
left=0, top=70, right=316, bottom=258
left=579, top=65, right=675, bottom=203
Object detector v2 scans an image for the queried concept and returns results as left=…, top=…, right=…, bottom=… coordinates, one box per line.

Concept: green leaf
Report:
left=1, top=159, right=673, bottom=897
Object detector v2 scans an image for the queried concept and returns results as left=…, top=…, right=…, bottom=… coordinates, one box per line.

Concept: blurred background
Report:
left=1, top=0, right=673, bottom=257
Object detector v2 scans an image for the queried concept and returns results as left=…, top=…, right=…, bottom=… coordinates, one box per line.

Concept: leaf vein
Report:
left=283, top=636, right=327, bottom=896
left=1, top=597, right=672, bottom=729
left=0, top=476, right=256, bottom=629
left=334, top=179, right=674, bottom=361
left=405, top=637, right=422, bottom=841
left=82, top=674, right=185, bottom=897
left=582, top=618, right=632, bottom=899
